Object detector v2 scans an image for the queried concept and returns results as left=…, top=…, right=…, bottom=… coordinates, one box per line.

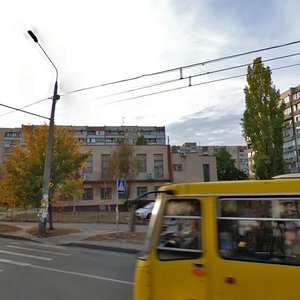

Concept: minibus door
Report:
left=214, top=197, right=300, bottom=300
left=151, top=198, right=208, bottom=300
left=213, top=256, right=300, bottom=300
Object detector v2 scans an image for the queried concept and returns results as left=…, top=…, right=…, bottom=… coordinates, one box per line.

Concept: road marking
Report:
left=32, top=243, right=68, bottom=250
left=82, top=248, right=134, bottom=258
left=7, top=245, right=71, bottom=256
left=0, top=250, right=52, bottom=261
left=0, top=258, right=30, bottom=266
left=0, top=257, right=133, bottom=285
left=29, top=264, right=134, bottom=285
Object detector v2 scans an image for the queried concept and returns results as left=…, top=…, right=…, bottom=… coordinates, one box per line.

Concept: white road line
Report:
left=32, top=243, right=68, bottom=250
left=7, top=245, right=71, bottom=256
left=0, top=258, right=30, bottom=266
left=0, top=250, right=52, bottom=261
left=0, top=257, right=133, bottom=285
left=29, top=264, right=134, bottom=285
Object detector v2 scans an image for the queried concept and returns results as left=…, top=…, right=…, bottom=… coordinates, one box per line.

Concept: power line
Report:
left=0, top=97, right=50, bottom=118
left=1, top=40, right=300, bottom=119
left=0, top=103, right=49, bottom=120
left=60, top=40, right=300, bottom=97
left=94, top=52, right=300, bottom=101
left=3, top=51, right=299, bottom=119
left=102, top=62, right=300, bottom=105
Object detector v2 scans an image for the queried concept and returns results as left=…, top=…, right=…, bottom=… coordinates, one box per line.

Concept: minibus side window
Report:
left=217, top=197, right=300, bottom=265
left=157, top=199, right=202, bottom=260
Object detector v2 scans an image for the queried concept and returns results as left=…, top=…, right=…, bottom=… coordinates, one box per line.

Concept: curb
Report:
left=63, top=242, right=140, bottom=254
left=0, top=232, right=142, bottom=254
left=0, top=232, right=41, bottom=243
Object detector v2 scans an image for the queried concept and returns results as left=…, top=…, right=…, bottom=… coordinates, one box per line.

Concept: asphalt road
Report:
left=0, top=237, right=137, bottom=300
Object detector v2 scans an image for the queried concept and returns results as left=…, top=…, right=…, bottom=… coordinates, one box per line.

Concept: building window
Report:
left=157, top=199, right=202, bottom=260
left=154, top=154, right=164, bottom=178
left=83, top=154, right=93, bottom=174
left=217, top=197, right=300, bottom=265
left=203, top=164, right=210, bottom=182
left=5, top=132, right=21, bottom=138
left=137, top=186, right=148, bottom=197
left=101, top=154, right=111, bottom=179
left=101, top=187, right=112, bottom=199
left=82, top=188, right=93, bottom=200
left=137, top=154, right=147, bottom=173
left=173, top=164, right=183, bottom=172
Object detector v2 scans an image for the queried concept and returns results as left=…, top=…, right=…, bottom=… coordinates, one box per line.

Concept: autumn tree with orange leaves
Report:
left=0, top=125, right=88, bottom=229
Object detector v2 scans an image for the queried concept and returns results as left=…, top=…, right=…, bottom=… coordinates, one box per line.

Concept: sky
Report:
left=1, top=0, right=300, bottom=146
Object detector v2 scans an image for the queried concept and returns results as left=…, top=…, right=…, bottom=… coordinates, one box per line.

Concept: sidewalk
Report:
left=0, top=222, right=149, bottom=254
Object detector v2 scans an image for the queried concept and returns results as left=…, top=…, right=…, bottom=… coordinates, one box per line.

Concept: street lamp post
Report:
left=27, top=30, right=59, bottom=236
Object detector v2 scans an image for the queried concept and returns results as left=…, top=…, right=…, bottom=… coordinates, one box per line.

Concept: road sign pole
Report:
left=116, top=180, right=119, bottom=233
left=116, top=179, right=126, bottom=233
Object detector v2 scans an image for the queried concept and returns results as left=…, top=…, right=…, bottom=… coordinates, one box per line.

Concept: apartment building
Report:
left=178, top=143, right=248, bottom=175
left=0, top=127, right=23, bottom=165
left=0, top=125, right=217, bottom=210
left=281, top=85, right=300, bottom=173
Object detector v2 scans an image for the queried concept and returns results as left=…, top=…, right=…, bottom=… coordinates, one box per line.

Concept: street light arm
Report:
left=27, top=30, right=58, bottom=82
left=27, top=30, right=38, bottom=43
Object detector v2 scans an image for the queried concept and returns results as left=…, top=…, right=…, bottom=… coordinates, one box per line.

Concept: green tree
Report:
left=1, top=125, right=88, bottom=229
left=110, top=142, right=138, bottom=200
left=241, top=57, right=286, bottom=179
left=216, top=147, right=248, bottom=180
left=171, top=146, right=180, bottom=153
left=136, top=135, right=148, bottom=145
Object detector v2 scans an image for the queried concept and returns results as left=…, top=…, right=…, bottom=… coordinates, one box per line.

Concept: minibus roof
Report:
left=160, top=177, right=300, bottom=196
left=272, top=173, right=300, bottom=179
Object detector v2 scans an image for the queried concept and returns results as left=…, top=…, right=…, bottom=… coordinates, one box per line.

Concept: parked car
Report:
left=135, top=202, right=154, bottom=220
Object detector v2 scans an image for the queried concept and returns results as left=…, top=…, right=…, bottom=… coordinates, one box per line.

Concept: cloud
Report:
left=1, top=0, right=300, bottom=148
left=166, top=103, right=246, bottom=146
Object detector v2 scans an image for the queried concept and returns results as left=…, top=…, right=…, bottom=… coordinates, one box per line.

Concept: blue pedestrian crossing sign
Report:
left=117, top=179, right=126, bottom=193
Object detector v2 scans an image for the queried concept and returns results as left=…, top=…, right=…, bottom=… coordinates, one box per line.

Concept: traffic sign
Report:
left=117, top=179, right=126, bottom=193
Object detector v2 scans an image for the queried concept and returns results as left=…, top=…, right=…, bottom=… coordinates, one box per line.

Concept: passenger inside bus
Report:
left=284, top=222, right=300, bottom=259
left=218, top=219, right=300, bottom=263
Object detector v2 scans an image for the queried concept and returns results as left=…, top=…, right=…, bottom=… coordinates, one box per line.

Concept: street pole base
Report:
left=37, top=218, right=47, bottom=237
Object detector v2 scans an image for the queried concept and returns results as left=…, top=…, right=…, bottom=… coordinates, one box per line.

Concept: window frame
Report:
left=101, top=187, right=112, bottom=199
left=173, top=164, right=183, bottom=172
left=137, top=154, right=147, bottom=173
left=82, top=188, right=93, bottom=200
left=217, top=196, right=300, bottom=265
left=156, top=198, right=202, bottom=261
left=137, top=186, right=148, bottom=197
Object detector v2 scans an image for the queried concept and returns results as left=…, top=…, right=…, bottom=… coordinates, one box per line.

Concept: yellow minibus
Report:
left=134, top=176, right=300, bottom=300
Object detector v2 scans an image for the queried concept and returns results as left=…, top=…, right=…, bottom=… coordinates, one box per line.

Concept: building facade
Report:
left=178, top=143, right=248, bottom=175
left=281, top=85, right=300, bottom=173
left=0, top=125, right=217, bottom=210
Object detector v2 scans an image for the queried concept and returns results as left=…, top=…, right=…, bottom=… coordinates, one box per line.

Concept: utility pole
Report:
left=27, top=30, right=59, bottom=236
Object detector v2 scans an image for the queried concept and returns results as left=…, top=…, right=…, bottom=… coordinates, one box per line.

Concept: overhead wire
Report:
left=93, top=52, right=300, bottom=101
left=0, top=103, right=49, bottom=120
left=102, top=62, right=300, bottom=105
left=0, top=96, right=51, bottom=118
left=60, top=39, right=300, bottom=97
left=1, top=40, right=300, bottom=118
